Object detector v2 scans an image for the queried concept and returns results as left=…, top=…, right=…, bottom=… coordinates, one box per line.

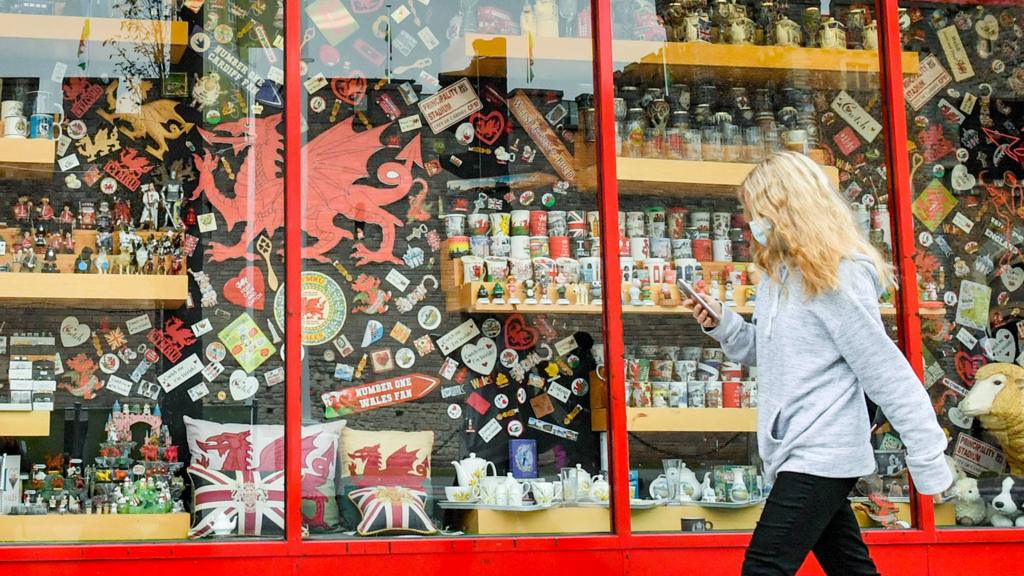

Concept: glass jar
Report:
left=620, top=85, right=641, bottom=109
left=721, top=123, right=742, bottom=162
left=702, top=126, right=723, bottom=161
left=683, top=128, right=702, bottom=161
left=696, top=84, right=718, bottom=107
left=669, top=83, right=691, bottom=113
left=743, top=126, right=764, bottom=162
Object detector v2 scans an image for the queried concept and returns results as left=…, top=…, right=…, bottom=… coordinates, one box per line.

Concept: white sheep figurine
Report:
left=959, top=363, right=1024, bottom=475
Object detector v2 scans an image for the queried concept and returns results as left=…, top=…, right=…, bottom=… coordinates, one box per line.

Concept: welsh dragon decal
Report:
left=192, top=113, right=425, bottom=265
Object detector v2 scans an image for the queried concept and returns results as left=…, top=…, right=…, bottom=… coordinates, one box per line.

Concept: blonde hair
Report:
left=738, top=151, right=893, bottom=297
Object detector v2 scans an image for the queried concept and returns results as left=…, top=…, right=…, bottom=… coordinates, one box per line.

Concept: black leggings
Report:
left=741, top=472, right=880, bottom=576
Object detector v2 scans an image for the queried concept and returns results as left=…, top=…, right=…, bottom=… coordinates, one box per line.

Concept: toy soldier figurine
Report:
left=36, top=197, right=54, bottom=233
left=42, top=246, right=58, bottom=273
left=161, top=170, right=184, bottom=229
left=139, top=183, right=160, bottom=231
left=59, top=202, right=75, bottom=234
left=78, top=201, right=96, bottom=229
left=96, top=201, right=114, bottom=254
left=13, top=195, right=33, bottom=232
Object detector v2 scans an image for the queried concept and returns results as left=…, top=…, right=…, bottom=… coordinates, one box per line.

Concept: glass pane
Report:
left=300, top=0, right=612, bottom=537
left=0, top=1, right=286, bottom=542
left=901, top=1, right=1024, bottom=529
left=609, top=0, right=911, bottom=532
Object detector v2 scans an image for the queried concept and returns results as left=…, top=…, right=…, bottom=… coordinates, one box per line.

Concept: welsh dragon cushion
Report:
left=348, top=485, right=438, bottom=536
left=188, top=465, right=285, bottom=538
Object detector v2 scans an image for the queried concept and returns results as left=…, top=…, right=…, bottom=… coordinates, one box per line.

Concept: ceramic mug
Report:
left=490, top=234, right=511, bottom=257
left=510, top=236, right=530, bottom=259
left=468, top=213, right=491, bottom=236
left=1, top=100, right=23, bottom=119
left=681, top=517, right=714, bottom=532
left=445, top=213, right=466, bottom=238
left=489, top=212, right=510, bottom=236
left=470, top=235, right=490, bottom=257
left=461, top=255, right=485, bottom=283
left=29, top=113, right=60, bottom=139
left=485, top=256, right=509, bottom=282
left=3, top=115, right=28, bottom=138
left=510, top=210, right=531, bottom=235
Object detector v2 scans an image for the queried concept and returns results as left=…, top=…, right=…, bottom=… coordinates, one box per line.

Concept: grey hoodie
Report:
left=706, top=256, right=953, bottom=495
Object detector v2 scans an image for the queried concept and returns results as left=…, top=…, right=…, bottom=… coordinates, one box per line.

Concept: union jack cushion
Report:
left=348, top=485, right=438, bottom=536
left=188, top=465, right=285, bottom=538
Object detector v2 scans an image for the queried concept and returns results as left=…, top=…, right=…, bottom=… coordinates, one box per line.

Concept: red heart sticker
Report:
left=954, top=351, right=985, bottom=386
left=331, top=74, right=367, bottom=106
left=504, top=314, right=539, bottom=351
left=470, top=111, right=505, bottom=146
left=223, top=265, right=266, bottom=311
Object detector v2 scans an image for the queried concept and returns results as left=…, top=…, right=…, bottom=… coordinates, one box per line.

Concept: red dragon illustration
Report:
left=193, top=113, right=426, bottom=265
left=255, top=434, right=335, bottom=529
left=347, top=444, right=428, bottom=489
left=60, top=353, right=103, bottom=400
left=162, top=317, right=197, bottom=349
left=196, top=430, right=252, bottom=471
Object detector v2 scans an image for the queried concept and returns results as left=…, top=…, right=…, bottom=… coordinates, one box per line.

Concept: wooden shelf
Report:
left=614, top=157, right=840, bottom=197
left=0, top=138, right=55, bottom=182
left=460, top=501, right=948, bottom=534
left=591, top=407, right=758, bottom=433
left=0, top=411, right=50, bottom=436
left=442, top=34, right=919, bottom=88
left=0, top=15, right=188, bottom=63
left=0, top=512, right=189, bottom=542
left=0, top=272, right=187, bottom=310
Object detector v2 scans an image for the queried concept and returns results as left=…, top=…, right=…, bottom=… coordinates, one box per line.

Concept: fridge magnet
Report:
left=188, top=382, right=210, bottom=402
left=437, top=318, right=480, bottom=355
left=333, top=334, right=354, bottom=357
left=478, top=418, right=501, bottom=443
left=362, top=319, right=384, bottom=347
left=530, top=393, right=554, bottom=418
left=59, top=316, right=91, bottom=348
left=956, top=280, right=992, bottom=331
left=439, top=357, right=459, bottom=380
left=148, top=317, right=197, bottom=363
left=370, top=349, right=395, bottom=373
left=390, top=322, right=411, bottom=344
left=395, top=347, right=416, bottom=369
left=503, top=314, right=538, bottom=350
left=273, top=271, right=347, bottom=346
left=224, top=266, right=266, bottom=310
left=321, top=373, right=440, bottom=418
left=206, top=342, right=227, bottom=363
left=413, top=334, right=435, bottom=357
left=217, top=313, right=275, bottom=373
left=157, top=354, right=204, bottom=393
left=417, top=305, right=441, bottom=330
left=228, top=370, right=260, bottom=401
left=59, top=354, right=102, bottom=400
left=510, top=439, right=537, bottom=478
left=351, top=274, right=391, bottom=314
left=419, top=78, right=483, bottom=134
left=461, top=337, right=497, bottom=374
left=465, top=391, right=492, bottom=415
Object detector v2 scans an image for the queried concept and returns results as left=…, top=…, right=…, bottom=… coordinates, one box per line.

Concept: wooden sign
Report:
left=322, top=373, right=440, bottom=418
left=507, top=91, right=577, bottom=182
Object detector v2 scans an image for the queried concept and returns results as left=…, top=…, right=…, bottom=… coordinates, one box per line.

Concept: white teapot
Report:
left=213, top=511, right=236, bottom=536
left=589, top=473, right=610, bottom=503
left=500, top=473, right=526, bottom=506
left=677, top=463, right=702, bottom=501
left=452, top=452, right=497, bottom=488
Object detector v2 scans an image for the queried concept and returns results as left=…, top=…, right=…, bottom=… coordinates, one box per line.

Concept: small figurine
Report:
left=161, top=170, right=184, bottom=229
left=628, top=279, right=641, bottom=304
left=61, top=231, right=75, bottom=254
left=724, top=281, right=735, bottom=307
left=19, top=230, right=33, bottom=252
left=506, top=280, right=520, bottom=304
left=42, top=246, right=58, bottom=273
left=58, top=202, right=75, bottom=234
left=491, top=282, right=505, bottom=305
left=556, top=282, right=569, bottom=305
left=523, top=279, right=537, bottom=305
left=20, top=248, right=36, bottom=272
left=74, top=247, right=94, bottom=274
left=139, top=183, right=160, bottom=230
left=640, top=280, right=655, bottom=306
left=95, top=247, right=110, bottom=274
left=591, top=279, right=602, bottom=305
left=538, top=279, right=552, bottom=305
left=113, top=196, right=132, bottom=229
left=36, top=196, right=54, bottom=232
left=33, top=223, right=47, bottom=254
left=78, top=201, right=96, bottom=229
left=13, top=195, right=33, bottom=231
left=477, top=284, right=490, bottom=305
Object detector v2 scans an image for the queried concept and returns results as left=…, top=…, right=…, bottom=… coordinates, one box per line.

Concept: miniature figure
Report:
left=477, top=284, right=490, bottom=305
left=58, top=202, right=75, bottom=234
left=506, top=280, right=520, bottom=304
left=139, top=183, right=160, bottom=230
left=13, top=195, right=32, bottom=231
left=556, top=282, right=569, bottom=305
left=523, top=279, right=537, bottom=305
left=78, top=201, right=96, bottom=229
left=19, top=247, right=36, bottom=272
left=36, top=196, right=54, bottom=232
left=161, top=170, right=184, bottom=229
left=113, top=196, right=132, bottom=229
left=61, top=231, right=75, bottom=254
left=492, top=282, right=506, bottom=304
left=33, top=224, right=46, bottom=254
left=591, top=279, right=602, bottom=305
left=42, top=246, right=58, bottom=273
left=74, top=247, right=94, bottom=274
left=96, top=247, right=110, bottom=274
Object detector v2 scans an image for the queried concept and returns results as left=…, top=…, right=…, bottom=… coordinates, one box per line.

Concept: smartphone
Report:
left=677, top=279, right=721, bottom=323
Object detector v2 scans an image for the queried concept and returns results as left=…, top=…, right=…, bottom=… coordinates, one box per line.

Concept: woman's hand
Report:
left=684, top=296, right=723, bottom=330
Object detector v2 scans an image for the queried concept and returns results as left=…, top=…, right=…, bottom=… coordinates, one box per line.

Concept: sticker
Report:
left=393, top=30, right=418, bottom=57
left=526, top=417, right=579, bottom=441
left=67, top=120, right=87, bottom=140
left=273, top=271, right=347, bottom=346
left=952, top=212, right=975, bottom=233
left=206, top=45, right=265, bottom=97
left=437, top=319, right=480, bottom=356
left=955, top=327, right=978, bottom=349
left=333, top=335, right=354, bottom=357
left=912, top=180, right=957, bottom=231
left=456, top=123, right=475, bottom=145
left=937, top=98, right=966, bottom=125
left=944, top=291, right=958, bottom=306
left=461, top=337, right=497, bottom=374
left=136, top=380, right=160, bottom=400
left=904, top=54, right=952, bottom=111
left=218, top=313, right=275, bottom=372
left=197, top=212, right=218, bottom=232
left=125, top=315, right=152, bottom=335
left=955, top=280, right=992, bottom=331
left=953, top=433, right=1007, bottom=476
left=481, top=318, right=501, bottom=339
left=418, top=78, right=483, bottom=134
left=547, top=381, right=571, bottom=403
left=555, top=335, right=578, bottom=357
left=334, top=363, right=355, bottom=381
left=961, top=92, right=977, bottom=115
left=371, top=349, right=395, bottom=374
left=304, top=73, right=328, bottom=94
left=385, top=268, right=410, bottom=291
left=530, top=393, right=554, bottom=418
left=413, top=334, right=435, bottom=356
left=192, top=318, right=213, bottom=337
left=447, top=403, right=462, bottom=419
left=494, top=393, right=510, bottom=410
left=830, top=91, right=882, bottom=143
left=229, top=369, right=260, bottom=401
left=500, top=348, right=519, bottom=368
left=398, top=82, right=419, bottom=105
left=398, top=114, right=423, bottom=133
left=188, top=382, right=211, bottom=401
left=264, top=367, right=285, bottom=387
left=937, top=25, right=975, bottom=82
left=202, top=361, right=225, bottom=381
left=439, top=357, right=459, bottom=380
left=105, top=374, right=133, bottom=396
left=58, top=154, right=80, bottom=172
left=362, top=319, right=384, bottom=347
left=158, top=353, right=204, bottom=392
left=396, top=347, right=416, bottom=369
left=983, top=329, right=1016, bottom=362
left=206, top=341, right=227, bottom=363
left=441, top=384, right=465, bottom=399
left=918, top=231, right=933, bottom=247
left=478, top=418, right=502, bottom=442
left=390, top=322, right=411, bottom=344
left=417, top=305, right=441, bottom=330
left=310, top=95, right=326, bottom=113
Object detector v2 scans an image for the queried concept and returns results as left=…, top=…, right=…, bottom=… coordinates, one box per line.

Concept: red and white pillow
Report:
left=188, top=466, right=285, bottom=538
left=183, top=416, right=344, bottom=474
left=348, top=485, right=438, bottom=536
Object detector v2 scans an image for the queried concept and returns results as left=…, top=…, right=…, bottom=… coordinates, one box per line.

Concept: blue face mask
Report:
left=749, top=218, right=772, bottom=246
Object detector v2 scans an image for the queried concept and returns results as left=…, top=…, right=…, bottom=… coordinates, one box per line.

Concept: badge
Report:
left=481, top=318, right=501, bottom=338
left=418, top=305, right=441, bottom=330
left=918, top=231, right=934, bottom=247
left=214, top=24, right=233, bottom=44
left=571, top=377, right=589, bottom=396
left=516, top=387, right=527, bottom=404
left=190, top=30, right=211, bottom=53
left=67, top=120, right=87, bottom=140
left=99, top=353, right=120, bottom=374
left=455, top=122, right=475, bottom=145
left=396, top=347, right=415, bottom=369
left=507, top=420, right=524, bottom=437
left=310, top=95, right=326, bottom=112
left=324, top=349, right=336, bottom=362
left=447, top=403, right=463, bottom=419
left=100, top=177, right=118, bottom=195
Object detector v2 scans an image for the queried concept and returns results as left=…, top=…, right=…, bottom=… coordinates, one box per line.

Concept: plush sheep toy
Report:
left=979, top=476, right=1024, bottom=527
left=959, top=363, right=1024, bottom=475
left=953, top=476, right=987, bottom=526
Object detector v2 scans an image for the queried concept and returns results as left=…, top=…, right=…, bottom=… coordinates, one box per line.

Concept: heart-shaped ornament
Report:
left=503, top=314, right=539, bottom=350
left=950, top=164, right=976, bottom=191
left=983, top=328, right=1016, bottom=362
left=60, top=316, right=91, bottom=347
left=954, top=350, right=985, bottom=385
left=331, top=74, right=367, bottom=106
left=461, top=337, right=497, bottom=374
left=229, top=369, right=260, bottom=401
left=470, top=111, right=505, bottom=146
left=1002, top=266, right=1024, bottom=292
left=975, top=14, right=999, bottom=41
left=224, top=265, right=266, bottom=310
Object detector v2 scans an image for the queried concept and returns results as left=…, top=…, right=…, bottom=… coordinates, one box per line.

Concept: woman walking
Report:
left=685, top=152, right=952, bottom=575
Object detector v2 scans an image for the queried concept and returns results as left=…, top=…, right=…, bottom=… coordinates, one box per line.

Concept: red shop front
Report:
left=0, top=0, right=1021, bottom=574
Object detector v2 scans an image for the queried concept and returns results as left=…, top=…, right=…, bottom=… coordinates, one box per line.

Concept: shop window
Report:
left=0, top=1, right=288, bottom=542
left=299, top=0, right=615, bottom=538
left=606, top=0, right=913, bottom=532
left=901, top=1, right=1024, bottom=529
